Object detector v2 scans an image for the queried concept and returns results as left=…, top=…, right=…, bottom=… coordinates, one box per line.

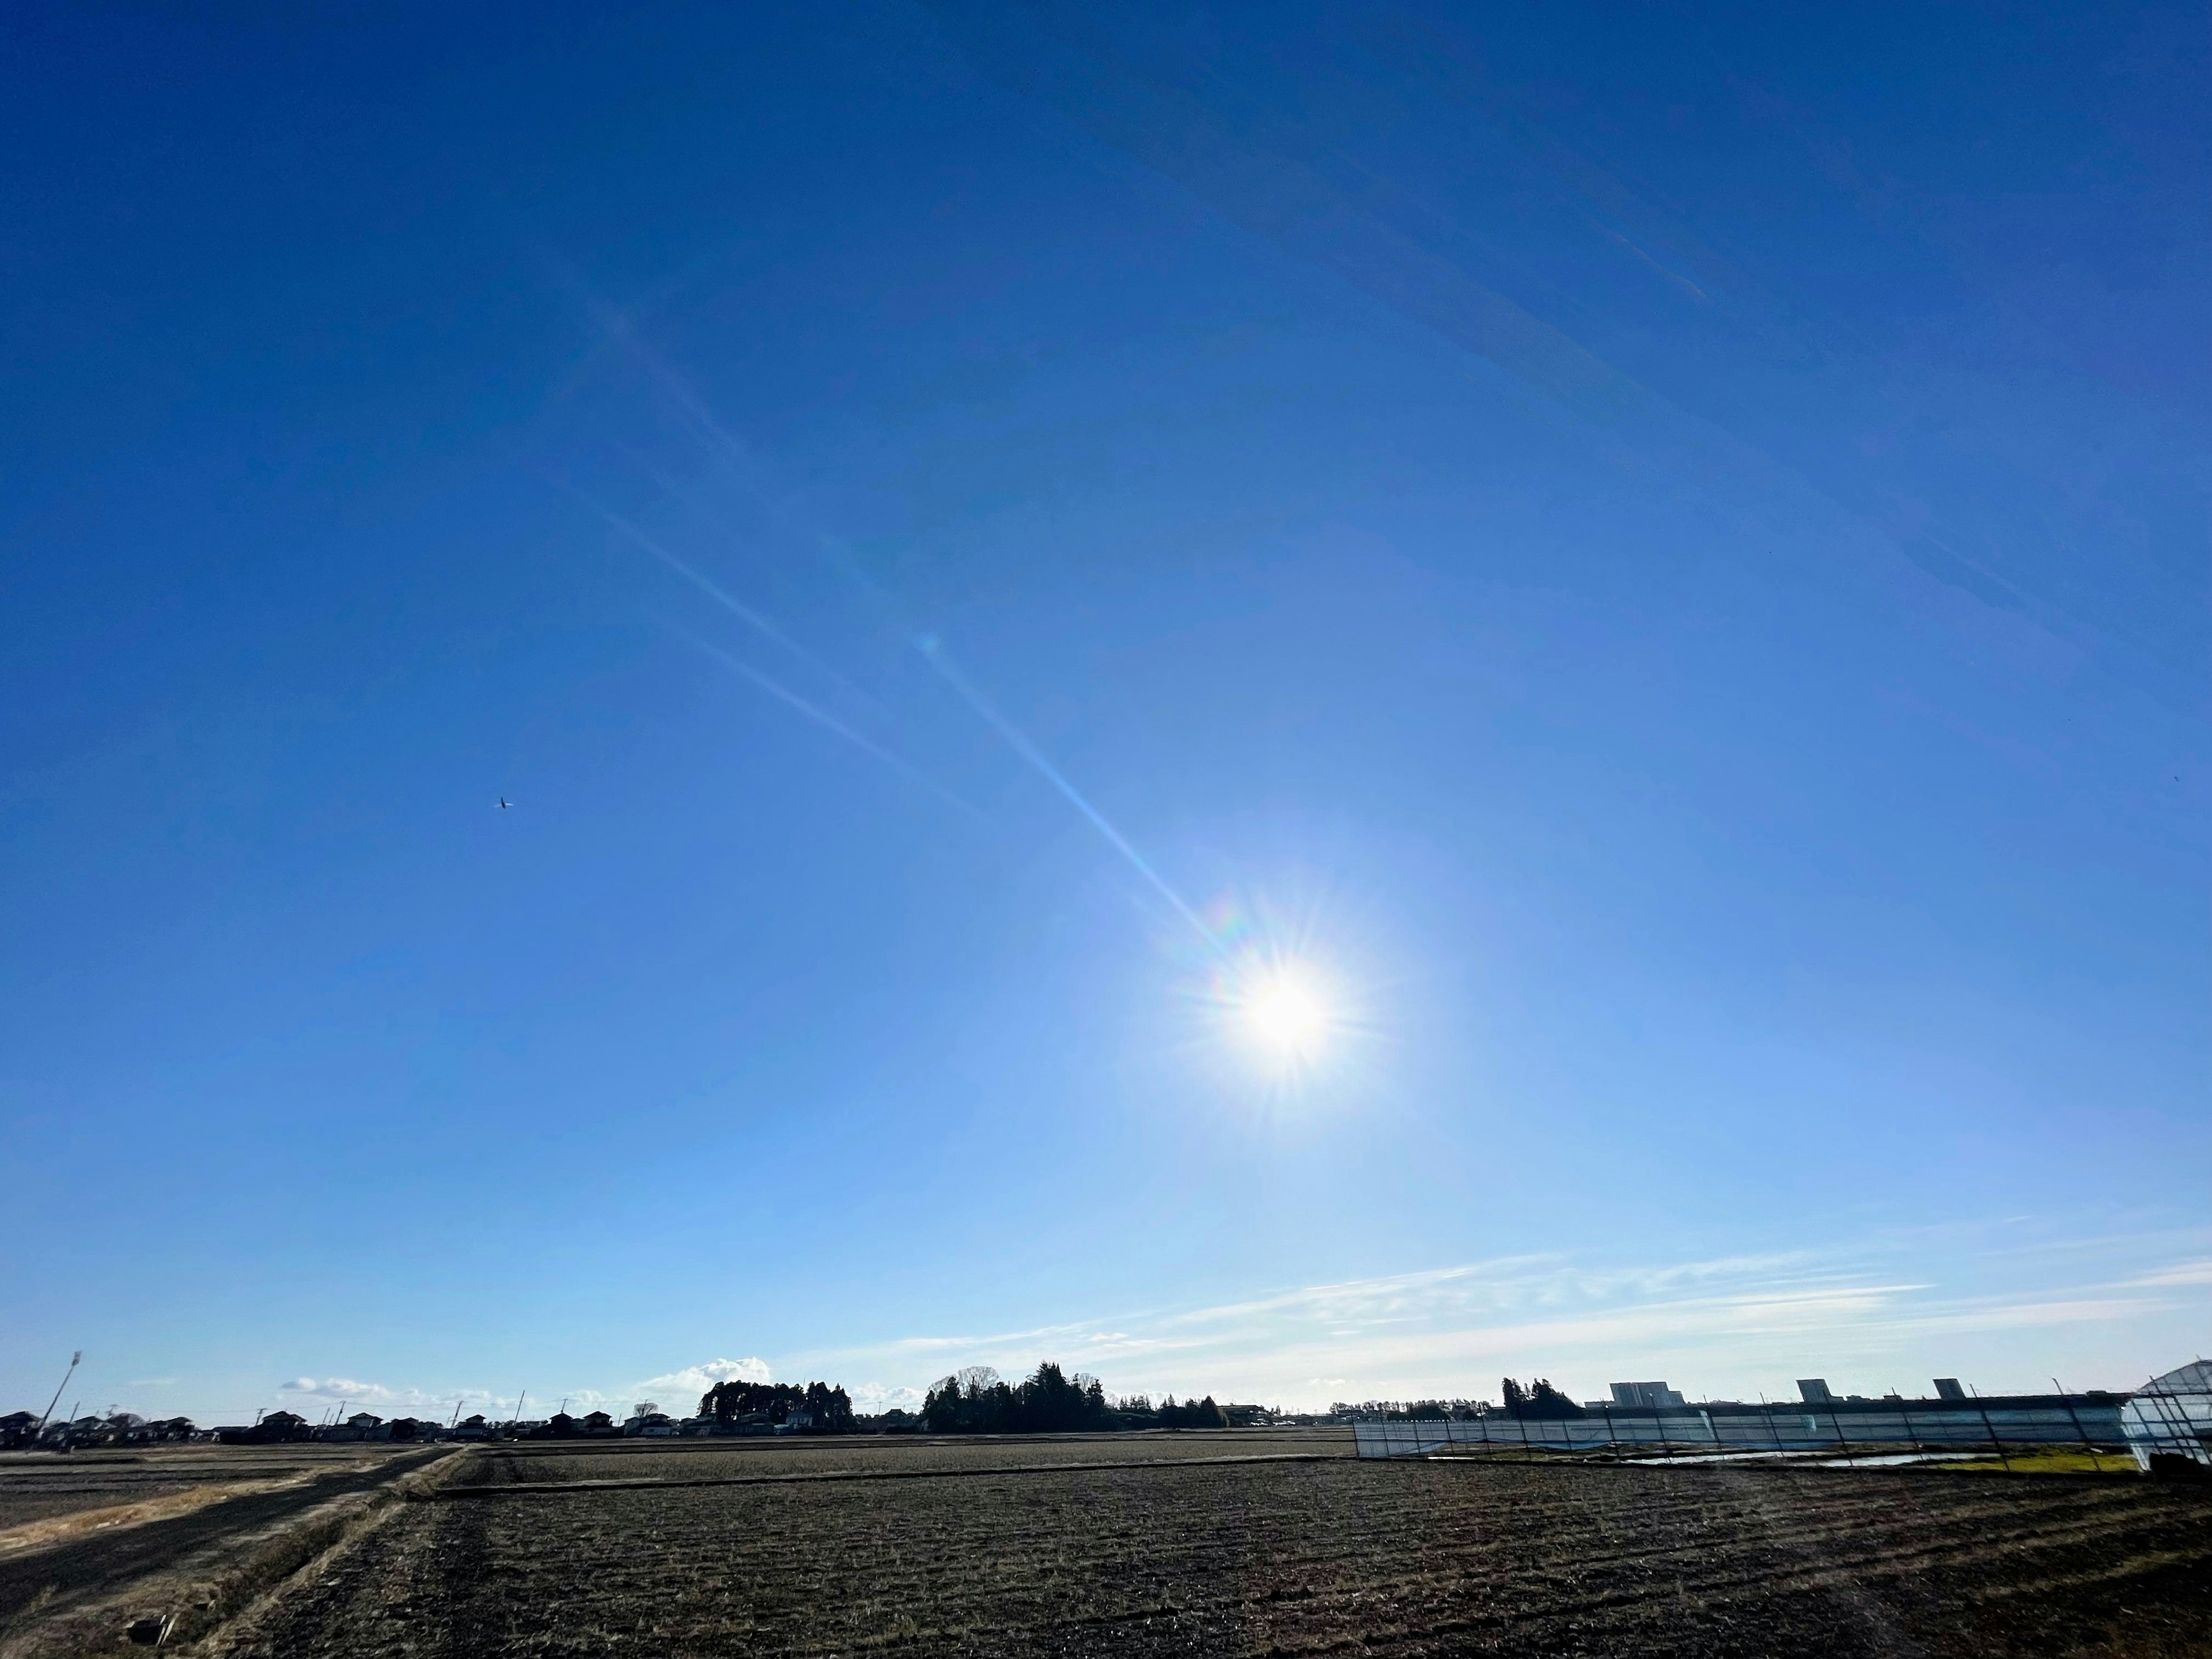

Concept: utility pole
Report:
left=36, top=1352, right=81, bottom=1438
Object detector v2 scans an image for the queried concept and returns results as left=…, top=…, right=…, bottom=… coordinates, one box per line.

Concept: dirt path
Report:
left=0, top=1446, right=448, bottom=1634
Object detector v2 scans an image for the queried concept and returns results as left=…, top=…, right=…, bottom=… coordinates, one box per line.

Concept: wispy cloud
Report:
left=2127, top=1257, right=2212, bottom=1289
left=249, top=1226, right=2211, bottom=1422
left=281, top=1376, right=397, bottom=1403
left=784, top=1225, right=2212, bottom=1408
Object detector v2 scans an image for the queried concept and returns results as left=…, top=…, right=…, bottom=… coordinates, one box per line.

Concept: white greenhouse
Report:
left=2120, top=1361, right=2212, bottom=1474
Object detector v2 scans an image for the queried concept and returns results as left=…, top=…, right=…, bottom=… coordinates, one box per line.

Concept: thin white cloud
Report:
left=783, top=1228, right=2212, bottom=1409
left=244, top=1224, right=2212, bottom=1423
left=276, top=1377, right=522, bottom=1415
left=2127, top=1257, right=2212, bottom=1289
left=281, top=1376, right=397, bottom=1403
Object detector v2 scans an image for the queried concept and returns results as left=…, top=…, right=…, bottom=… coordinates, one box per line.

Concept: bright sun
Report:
left=1242, top=971, right=1330, bottom=1059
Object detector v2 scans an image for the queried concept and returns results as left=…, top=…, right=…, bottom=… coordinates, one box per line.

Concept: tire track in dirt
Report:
left=0, top=1448, right=448, bottom=1633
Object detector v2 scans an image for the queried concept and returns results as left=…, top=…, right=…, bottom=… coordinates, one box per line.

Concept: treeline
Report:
left=1501, top=1378, right=1584, bottom=1419
left=1332, top=1381, right=1586, bottom=1422
left=919, top=1364, right=1232, bottom=1434
left=700, top=1379, right=855, bottom=1432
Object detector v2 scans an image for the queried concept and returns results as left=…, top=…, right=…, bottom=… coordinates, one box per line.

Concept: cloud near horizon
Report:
left=247, top=1222, right=2209, bottom=1425
left=786, top=1220, right=2212, bottom=1410
left=629, top=1355, right=772, bottom=1409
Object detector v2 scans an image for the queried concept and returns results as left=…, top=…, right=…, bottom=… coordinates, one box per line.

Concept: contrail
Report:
left=666, top=624, right=982, bottom=820
left=916, top=637, right=1224, bottom=957
left=596, top=509, right=880, bottom=711
left=579, top=305, right=904, bottom=615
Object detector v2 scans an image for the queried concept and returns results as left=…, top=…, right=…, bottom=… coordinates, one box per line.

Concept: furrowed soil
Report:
left=0, top=1445, right=419, bottom=1535
left=443, top=1427, right=1349, bottom=1487
left=216, top=1437, right=2212, bottom=1658
left=0, top=1445, right=452, bottom=1658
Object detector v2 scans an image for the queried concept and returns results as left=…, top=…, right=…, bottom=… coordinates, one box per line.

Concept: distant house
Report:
left=623, top=1412, right=677, bottom=1437
left=221, top=1410, right=312, bottom=1445
left=0, top=1411, right=38, bottom=1448
left=579, top=1411, right=615, bottom=1435
left=448, top=1414, right=493, bottom=1441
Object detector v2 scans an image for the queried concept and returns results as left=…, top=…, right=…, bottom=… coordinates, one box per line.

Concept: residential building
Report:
left=1609, top=1382, right=1686, bottom=1410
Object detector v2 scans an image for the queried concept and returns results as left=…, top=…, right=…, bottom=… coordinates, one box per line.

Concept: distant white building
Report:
left=1609, top=1382, right=1685, bottom=1410
left=2122, top=1361, right=2212, bottom=1474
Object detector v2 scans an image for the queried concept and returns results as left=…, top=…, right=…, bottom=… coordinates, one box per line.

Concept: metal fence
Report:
left=1353, top=1393, right=2127, bottom=1469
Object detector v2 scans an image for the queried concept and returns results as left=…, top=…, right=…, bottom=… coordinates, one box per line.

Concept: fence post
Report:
left=1969, top=1385, right=2014, bottom=1474
left=1827, top=1401, right=1855, bottom=1468
left=2053, top=1378, right=2104, bottom=1474
left=1758, top=1394, right=1786, bottom=1458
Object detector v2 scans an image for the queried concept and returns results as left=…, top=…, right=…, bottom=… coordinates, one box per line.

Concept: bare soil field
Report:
left=0, top=1446, right=419, bottom=1534
left=215, top=1439, right=2212, bottom=1659
left=448, top=1427, right=1347, bottom=1487
left=0, top=1445, right=452, bottom=1658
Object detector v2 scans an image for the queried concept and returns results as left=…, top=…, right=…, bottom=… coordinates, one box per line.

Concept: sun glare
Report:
left=1241, top=969, right=1330, bottom=1061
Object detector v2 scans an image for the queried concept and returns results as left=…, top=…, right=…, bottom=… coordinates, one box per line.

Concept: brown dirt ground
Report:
left=445, top=1427, right=1347, bottom=1487
left=215, top=1443, right=2212, bottom=1658
left=0, top=1446, right=410, bottom=1533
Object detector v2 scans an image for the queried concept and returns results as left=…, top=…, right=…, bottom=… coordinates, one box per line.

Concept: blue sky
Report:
left=3, top=0, right=2205, bottom=1425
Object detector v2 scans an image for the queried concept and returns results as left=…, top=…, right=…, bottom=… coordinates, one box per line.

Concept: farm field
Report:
left=215, top=1437, right=2212, bottom=1658
left=0, top=1444, right=450, bottom=1659
left=0, top=1445, right=420, bottom=1535
left=448, top=1426, right=1347, bottom=1487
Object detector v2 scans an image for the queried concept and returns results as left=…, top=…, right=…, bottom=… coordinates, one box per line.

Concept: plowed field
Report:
left=215, top=1438, right=2212, bottom=1658
left=0, top=1445, right=419, bottom=1533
